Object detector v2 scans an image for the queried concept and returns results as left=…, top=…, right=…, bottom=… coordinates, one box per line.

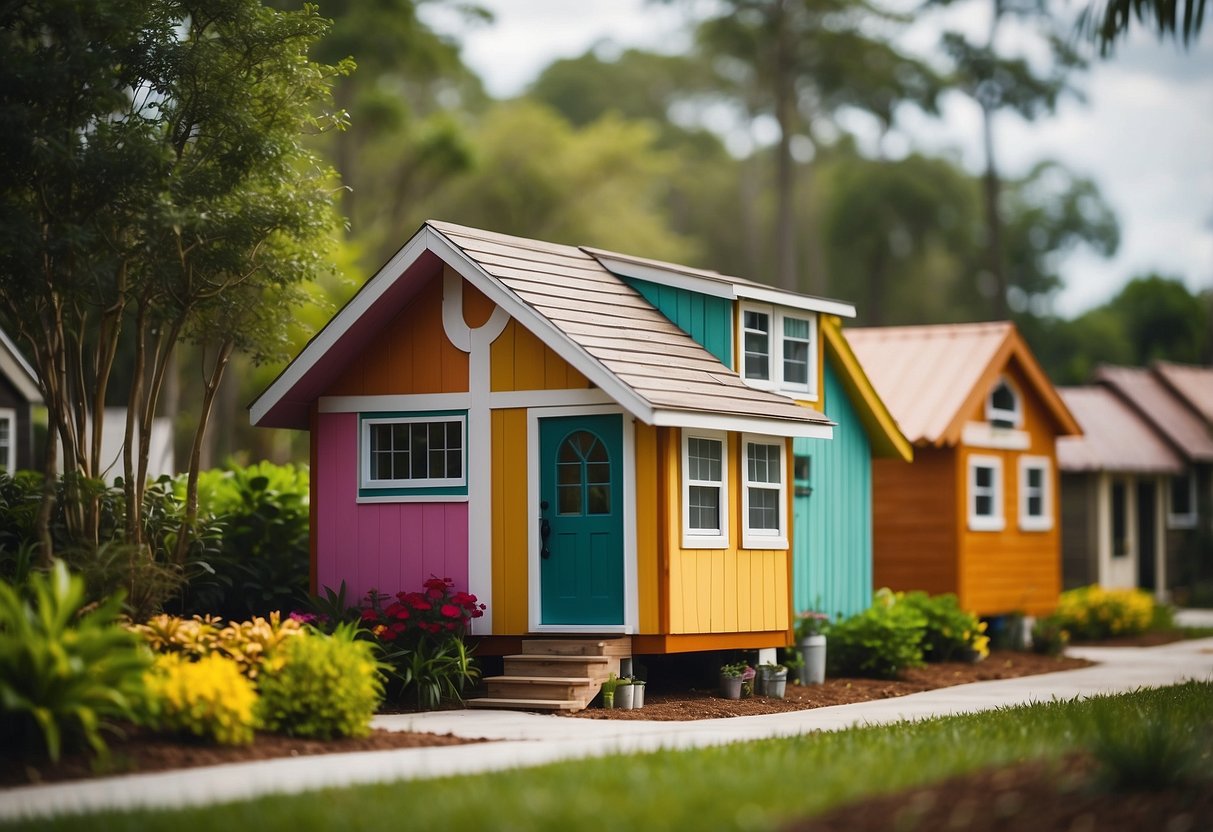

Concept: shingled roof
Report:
left=1056, top=386, right=1183, bottom=474
left=252, top=221, right=836, bottom=438
left=1095, top=364, right=1213, bottom=462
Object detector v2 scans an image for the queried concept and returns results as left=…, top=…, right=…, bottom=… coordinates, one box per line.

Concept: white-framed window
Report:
left=1018, top=456, right=1053, bottom=532
left=742, top=434, right=788, bottom=549
left=682, top=430, right=729, bottom=549
left=1168, top=471, right=1197, bottom=529
left=360, top=413, right=466, bottom=492
left=739, top=302, right=817, bottom=399
left=0, top=408, right=13, bottom=473
left=985, top=377, right=1021, bottom=428
left=967, top=454, right=1005, bottom=532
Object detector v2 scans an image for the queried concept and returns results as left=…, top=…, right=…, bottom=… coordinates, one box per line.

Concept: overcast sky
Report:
left=421, top=0, right=1212, bottom=318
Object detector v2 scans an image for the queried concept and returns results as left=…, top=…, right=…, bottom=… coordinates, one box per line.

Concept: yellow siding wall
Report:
left=490, top=319, right=591, bottom=392
left=958, top=360, right=1062, bottom=616
left=490, top=408, right=529, bottom=633
left=663, top=428, right=791, bottom=634
left=327, top=272, right=468, bottom=396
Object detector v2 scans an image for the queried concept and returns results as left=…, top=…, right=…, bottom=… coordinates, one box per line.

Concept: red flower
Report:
left=471, top=607, right=484, bottom=619
left=390, top=622, right=405, bottom=633
left=445, top=621, right=458, bottom=631
left=440, top=604, right=461, bottom=619
left=411, top=598, right=431, bottom=611
left=360, top=608, right=378, bottom=623
left=394, top=607, right=410, bottom=620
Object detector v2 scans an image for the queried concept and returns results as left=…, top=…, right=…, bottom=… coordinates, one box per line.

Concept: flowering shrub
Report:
left=359, top=576, right=485, bottom=709
left=1054, top=586, right=1154, bottom=640
left=257, top=623, right=386, bottom=739
left=144, top=653, right=257, bottom=746
left=794, top=610, right=830, bottom=641
left=359, top=576, right=485, bottom=640
left=1031, top=615, right=1070, bottom=656
left=130, top=612, right=305, bottom=679
left=899, top=592, right=990, bottom=662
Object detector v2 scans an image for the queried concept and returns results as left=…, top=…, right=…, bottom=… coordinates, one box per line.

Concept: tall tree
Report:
left=0, top=0, right=348, bottom=566
left=1079, top=0, right=1207, bottom=53
left=936, top=0, right=1086, bottom=318
left=690, top=0, right=941, bottom=293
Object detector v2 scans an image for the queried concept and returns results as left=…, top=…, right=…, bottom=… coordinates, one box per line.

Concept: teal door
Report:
left=538, top=414, right=624, bottom=625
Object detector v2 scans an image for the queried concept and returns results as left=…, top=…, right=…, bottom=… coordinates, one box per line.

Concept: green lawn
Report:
left=9, top=681, right=1212, bottom=832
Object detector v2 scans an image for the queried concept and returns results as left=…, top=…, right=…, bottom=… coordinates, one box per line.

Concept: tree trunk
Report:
left=980, top=103, right=1007, bottom=320
left=175, top=340, right=233, bottom=565
left=773, top=1, right=798, bottom=292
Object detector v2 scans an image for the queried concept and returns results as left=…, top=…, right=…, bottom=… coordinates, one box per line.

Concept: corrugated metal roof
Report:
left=1154, top=361, right=1213, bottom=426
left=1096, top=365, right=1213, bottom=462
left=1056, top=386, right=1183, bottom=474
left=432, top=221, right=829, bottom=429
left=843, top=322, right=1015, bottom=445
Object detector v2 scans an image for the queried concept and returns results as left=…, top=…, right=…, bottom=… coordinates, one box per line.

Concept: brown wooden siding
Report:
left=871, top=447, right=959, bottom=597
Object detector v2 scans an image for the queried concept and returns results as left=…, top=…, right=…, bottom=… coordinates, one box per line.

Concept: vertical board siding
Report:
left=326, top=272, right=468, bottom=396
left=491, top=408, right=530, bottom=633
left=958, top=361, right=1062, bottom=617
left=662, top=428, right=790, bottom=634
left=634, top=421, right=661, bottom=633
left=623, top=277, right=733, bottom=367
left=490, top=319, right=591, bottom=392
left=314, top=412, right=469, bottom=601
left=793, top=360, right=873, bottom=619
left=872, top=447, right=959, bottom=597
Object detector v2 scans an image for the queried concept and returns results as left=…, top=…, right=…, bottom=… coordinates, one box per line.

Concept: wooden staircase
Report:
left=467, top=637, right=631, bottom=713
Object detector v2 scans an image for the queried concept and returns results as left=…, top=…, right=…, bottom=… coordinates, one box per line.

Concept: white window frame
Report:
left=360, top=414, right=467, bottom=490
left=741, top=434, right=788, bottom=550
left=967, top=454, right=1005, bottom=532
left=681, top=430, right=729, bottom=549
left=1018, top=455, right=1053, bottom=532
left=738, top=302, right=818, bottom=400
left=1168, top=471, right=1197, bottom=529
left=0, top=407, right=14, bottom=473
left=985, top=377, right=1022, bottom=428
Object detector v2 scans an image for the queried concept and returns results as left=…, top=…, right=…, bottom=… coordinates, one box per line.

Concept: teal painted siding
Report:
left=793, top=359, right=873, bottom=619
left=623, top=277, right=733, bottom=366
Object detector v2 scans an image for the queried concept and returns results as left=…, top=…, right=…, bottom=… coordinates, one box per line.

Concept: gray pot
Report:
left=761, top=667, right=788, bottom=699
left=633, top=681, right=645, bottom=708
left=616, top=682, right=635, bottom=710
left=799, top=635, right=827, bottom=685
left=719, top=674, right=742, bottom=699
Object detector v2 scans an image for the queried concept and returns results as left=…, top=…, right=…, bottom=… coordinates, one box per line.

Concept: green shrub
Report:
left=1054, top=585, right=1154, bottom=640
left=899, top=592, right=989, bottom=662
left=144, top=652, right=258, bottom=746
left=827, top=589, right=926, bottom=679
left=257, top=624, right=386, bottom=739
left=1030, top=615, right=1070, bottom=656
left=0, top=561, right=151, bottom=762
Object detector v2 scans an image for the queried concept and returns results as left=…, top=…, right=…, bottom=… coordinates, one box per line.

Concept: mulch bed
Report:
left=782, top=754, right=1212, bottom=832
left=565, top=651, right=1093, bottom=720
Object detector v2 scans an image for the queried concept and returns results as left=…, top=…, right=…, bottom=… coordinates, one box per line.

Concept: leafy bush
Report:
left=827, top=589, right=926, bottom=679
left=360, top=577, right=484, bottom=709
left=1030, top=615, right=1070, bottom=656
left=175, top=462, right=310, bottom=620
left=899, top=592, right=989, bottom=662
left=130, top=612, right=306, bottom=679
left=0, top=561, right=150, bottom=761
left=144, top=652, right=258, bottom=746
left=257, top=624, right=386, bottom=739
left=1054, top=586, right=1154, bottom=640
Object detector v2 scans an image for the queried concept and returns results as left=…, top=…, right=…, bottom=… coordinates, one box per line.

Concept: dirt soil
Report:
left=0, top=650, right=1090, bottom=789
left=782, top=754, right=1212, bottom=832
left=567, top=651, right=1092, bottom=720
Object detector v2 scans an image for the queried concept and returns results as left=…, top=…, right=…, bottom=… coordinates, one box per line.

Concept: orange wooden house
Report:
left=846, top=323, right=1081, bottom=617
left=252, top=221, right=864, bottom=703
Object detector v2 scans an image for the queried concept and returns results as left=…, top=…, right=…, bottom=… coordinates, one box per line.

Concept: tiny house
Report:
left=252, top=222, right=864, bottom=667
left=846, top=322, right=1081, bottom=617
left=0, top=326, right=42, bottom=473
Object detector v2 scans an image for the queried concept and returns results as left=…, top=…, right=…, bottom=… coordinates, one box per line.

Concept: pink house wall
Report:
left=314, top=412, right=469, bottom=602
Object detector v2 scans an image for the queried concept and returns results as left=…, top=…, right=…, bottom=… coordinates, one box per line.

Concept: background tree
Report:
left=0, top=0, right=348, bottom=566
left=1079, top=0, right=1207, bottom=52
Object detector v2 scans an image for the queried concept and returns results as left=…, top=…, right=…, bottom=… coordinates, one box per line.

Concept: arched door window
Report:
left=556, top=430, right=611, bottom=516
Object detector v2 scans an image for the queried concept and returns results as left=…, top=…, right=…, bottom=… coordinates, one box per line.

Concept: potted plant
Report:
left=616, top=676, right=635, bottom=710
left=719, top=662, right=745, bottom=699
left=740, top=664, right=756, bottom=698
left=796, top=609, right=830, bottom=685
left=632, top=677, right=645, bottom=708
left=758, top=662, right=788, bottom=699
left=600, top=672, right=621, bottom=709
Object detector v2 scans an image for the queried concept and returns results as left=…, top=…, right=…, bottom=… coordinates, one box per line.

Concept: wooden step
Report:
left=503, top=655, right=614, bottom=679
left=485, top=675, right=596, bottom=700
left=521, top=639, right=610, bottom=656
left=467, top=697, right=583, bottom=711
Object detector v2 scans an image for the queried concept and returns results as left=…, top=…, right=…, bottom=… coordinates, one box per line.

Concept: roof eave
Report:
left=824, top=319, right=912, bottom=461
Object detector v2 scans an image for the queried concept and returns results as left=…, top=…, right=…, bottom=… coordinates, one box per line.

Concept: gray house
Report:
left=0, top=327, right=42, bottom=473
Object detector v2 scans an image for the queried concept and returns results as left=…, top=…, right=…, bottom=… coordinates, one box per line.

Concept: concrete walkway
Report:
left=3, top=637, right=1211, bottom=823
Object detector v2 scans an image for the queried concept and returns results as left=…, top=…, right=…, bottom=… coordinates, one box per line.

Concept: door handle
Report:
left=540, top=500, right=552, bottom=559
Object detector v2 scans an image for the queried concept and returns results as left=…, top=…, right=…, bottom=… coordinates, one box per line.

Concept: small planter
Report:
left=601, top=690, right=615, bottom=709
left=719, top=674, right=743, bottom=699
left=799, top=635, right=827, bottom=685
left=616, top=681, right=635, bottom=710
left=632, top=680, right=645, bottom=708
left=759, top=666, right=788, bottom=699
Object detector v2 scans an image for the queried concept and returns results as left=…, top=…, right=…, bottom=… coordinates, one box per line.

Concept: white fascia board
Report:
left=593, top=256, right=737, bottom=300
left=651, top=408, right=834, bottom=440
left=426, top=232, right=658, bottom=426
left=0, top=329, right=42, bottom=403
left=734, top=284, right=856, bottom=318
left=250, top=229, right=434, bottom=427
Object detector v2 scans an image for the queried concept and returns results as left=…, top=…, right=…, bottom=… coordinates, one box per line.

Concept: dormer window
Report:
left=739, top=302, right=817, bottom=400
left=986, top=377, right=1020, bottom=428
